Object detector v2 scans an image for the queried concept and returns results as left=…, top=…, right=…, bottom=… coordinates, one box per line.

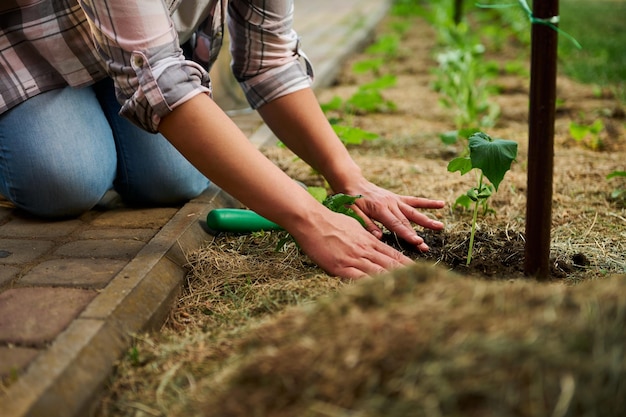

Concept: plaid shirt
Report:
left=0, top=0, right=312, bottom=132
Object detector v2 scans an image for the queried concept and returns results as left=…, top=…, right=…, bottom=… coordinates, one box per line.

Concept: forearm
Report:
left=158, top=93, right=322, bottom=232
left=257, top=88, right=366, bottom=193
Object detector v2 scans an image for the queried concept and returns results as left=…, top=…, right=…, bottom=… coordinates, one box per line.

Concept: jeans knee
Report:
left=118, top=172, right=209, bottom=206
left=10, top=175, right=111, bottom=219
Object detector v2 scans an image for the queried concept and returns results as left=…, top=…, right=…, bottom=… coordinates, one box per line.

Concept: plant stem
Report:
left=467, top=172, right=483, bottom=265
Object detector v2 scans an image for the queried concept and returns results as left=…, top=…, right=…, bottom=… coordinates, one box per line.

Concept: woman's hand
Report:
left=287, top=208, right=416, bottom=280
left=341, top=178, right=445, bottom=252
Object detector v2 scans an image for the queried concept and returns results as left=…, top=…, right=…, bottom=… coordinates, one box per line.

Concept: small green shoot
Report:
left=276, top=190, right=366, bottom=251
left=569, top=119, right=604, bottom=150
left=322, top=193, right=366, bottom=227
left=364, top=33, right=400, bottom=58
left=330, top=123, right=379, bottom=145
left=321, top=75, right=396, bottom=146
left=607, top=170, right=626, bottom=206
left=448, top=132, right=518, bottom=265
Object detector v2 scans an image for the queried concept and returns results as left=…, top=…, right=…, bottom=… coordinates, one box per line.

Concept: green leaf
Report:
left=468, top=132, right=518, bottom=191
left=332, top=124, right=379, bottom=145
left=607, top=170, right=626, bottom=180
left=346, top=89, right=386, bottom=113
left=323, top=194, right=366, bottom=227
left=458, top=127, right=481, bottom=140
left=360, top=74, right=397, bottom=91
left=590, top=119, right=604, bottom=134
left=476, top=183, right=494, bottom=199
left=307, top=186, right=328, bottom=203
left=447, top=156, right=473, bottom=175
left=466, top=188, right=478, bottom=201
left=454, top=194, right=473, bottom=210
left=440, top=130, right=459, bottom=145
left=569, top=122, right=589, bottom=142
left=352, top=58, right=384, bottom=74
left=320, top=96, right=343, bottom=112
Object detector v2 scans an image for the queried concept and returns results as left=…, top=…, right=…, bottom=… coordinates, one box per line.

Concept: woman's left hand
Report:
left=341, top=179, right=445, bottom=252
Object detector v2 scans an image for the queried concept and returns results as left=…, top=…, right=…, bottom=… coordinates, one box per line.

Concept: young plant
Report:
left=607, top=170, right=626, bottom=206
left=448, top=132, right=518, bottom=265
left=569, top=119, right=604, bottom=150
left=320, top=75, right=397, bottom=146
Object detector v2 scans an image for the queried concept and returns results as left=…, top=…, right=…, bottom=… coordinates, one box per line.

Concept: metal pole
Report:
left=524, top=0, right=559, bottom=280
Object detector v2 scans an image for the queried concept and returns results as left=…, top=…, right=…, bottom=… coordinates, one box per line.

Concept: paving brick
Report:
left=0, top=265, right=20, bottom=286
left=89, top=207, right=178, bottom=229
left=19, top=259, right=128, bottom=289
left=54, top=239, right=145, bottom=259
left=0, top=239, right=54, bottom=264
left=0, top=346, right=40, bottom=378
left=0, top=216, right=82, bottom=238
left=0, top=287, right=96, bottom=346
left=77, top=228, right=156, bottom=242
left=0, top=205, right=13, bottom=222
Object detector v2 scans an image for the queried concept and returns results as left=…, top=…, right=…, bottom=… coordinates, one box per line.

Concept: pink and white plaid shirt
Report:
left=0, top=0, right=313, bottom=132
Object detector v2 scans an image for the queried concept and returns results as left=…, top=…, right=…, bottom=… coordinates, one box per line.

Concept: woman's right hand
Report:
left=287, top=209, right=414, bottom=279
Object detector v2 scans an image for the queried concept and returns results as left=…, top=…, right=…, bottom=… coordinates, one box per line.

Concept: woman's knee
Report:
left=0, top=86, right=117, bottom=218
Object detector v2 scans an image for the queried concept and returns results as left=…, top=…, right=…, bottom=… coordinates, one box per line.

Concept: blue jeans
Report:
left=0, top=79, right=209, bottom=218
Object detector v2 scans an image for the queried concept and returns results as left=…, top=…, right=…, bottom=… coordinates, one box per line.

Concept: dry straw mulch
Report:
left=196, top=264, right=626, bottom=417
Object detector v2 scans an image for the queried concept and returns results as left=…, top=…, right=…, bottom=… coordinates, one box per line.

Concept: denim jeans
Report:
left=0, top=79, right=209, bottom=218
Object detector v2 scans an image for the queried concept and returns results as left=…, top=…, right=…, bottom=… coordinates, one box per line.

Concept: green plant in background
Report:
left=569, top=118, right=604, bottom=151
left=432, top=45, right=500, bottom=131
left=448, top=132, right=518, bottom=265
left=420, top=0, right=501, bottom=149
left=607, top=171, right=626, bottom=206
left=321, top=73, right=397, bottom=146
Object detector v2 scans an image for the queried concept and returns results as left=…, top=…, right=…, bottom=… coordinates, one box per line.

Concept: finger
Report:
left=401, top=196, right=446, bottom=209
left=351, top=205, right=384, bottom=239
left=400, top=203, right=445, bottom=230
left=373, top=203, right=426, bottom=245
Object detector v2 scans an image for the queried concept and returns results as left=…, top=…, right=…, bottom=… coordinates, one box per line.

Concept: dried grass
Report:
left=197, top=263, right=626, bottom=417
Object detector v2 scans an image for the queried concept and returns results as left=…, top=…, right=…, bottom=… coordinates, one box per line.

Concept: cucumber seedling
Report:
left=448, top=132, right=518, bottom=265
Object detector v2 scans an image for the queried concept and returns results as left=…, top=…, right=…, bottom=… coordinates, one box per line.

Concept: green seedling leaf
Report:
left=360, top=74, right=397, bottom=91
left=468, top=132, right=517, bottom=191
left=440, top=130, right=459, bottom=145
left=607, top=171, right=626, bottom=180
left=352, top=58, right=384, bottom=74
left=454, top=194, right=473, bottom=210
left=458, top=127, right=481, bottom=140
left=365, top=34, right=400, bottom=57
left=331, top=124, right=379, bottom=145
left=589, top=119, right=604, bottom=134
left=346, top=89, right=386, bottom=113
left=569, top=122, right=590, bottom=142
left=307, top=186, right=328, bottom=203
left=466, top=188, right=479, bottom=201
left=323, top=193, right=366, bottom=227
left=320, top=96, right=343, bottom=112
left=477, top=183, right=494, bottom=199
left=447, top=156, right=473, bottom=175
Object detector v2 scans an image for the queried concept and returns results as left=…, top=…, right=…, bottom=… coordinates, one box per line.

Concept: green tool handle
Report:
left=206, top=208, right=283, bottom=233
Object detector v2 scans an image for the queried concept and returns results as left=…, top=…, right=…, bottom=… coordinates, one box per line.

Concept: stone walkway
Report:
left=0, top=1, right=391, bottom=416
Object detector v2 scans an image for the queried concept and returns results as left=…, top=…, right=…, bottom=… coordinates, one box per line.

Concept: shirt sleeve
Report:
left=78, top=0, right=211, bottom=133
left=228, top=0, right=314, bottom=109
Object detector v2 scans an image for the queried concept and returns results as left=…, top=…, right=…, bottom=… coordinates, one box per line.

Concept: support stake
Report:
left=524, top=0, right=559, bottom=280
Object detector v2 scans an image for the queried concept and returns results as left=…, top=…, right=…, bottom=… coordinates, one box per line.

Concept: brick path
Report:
left=0, top=1, right=391, bottom=416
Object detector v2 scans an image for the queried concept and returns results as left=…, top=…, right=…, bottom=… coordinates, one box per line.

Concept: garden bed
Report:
left=96, top=5, right=625, bottom=417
